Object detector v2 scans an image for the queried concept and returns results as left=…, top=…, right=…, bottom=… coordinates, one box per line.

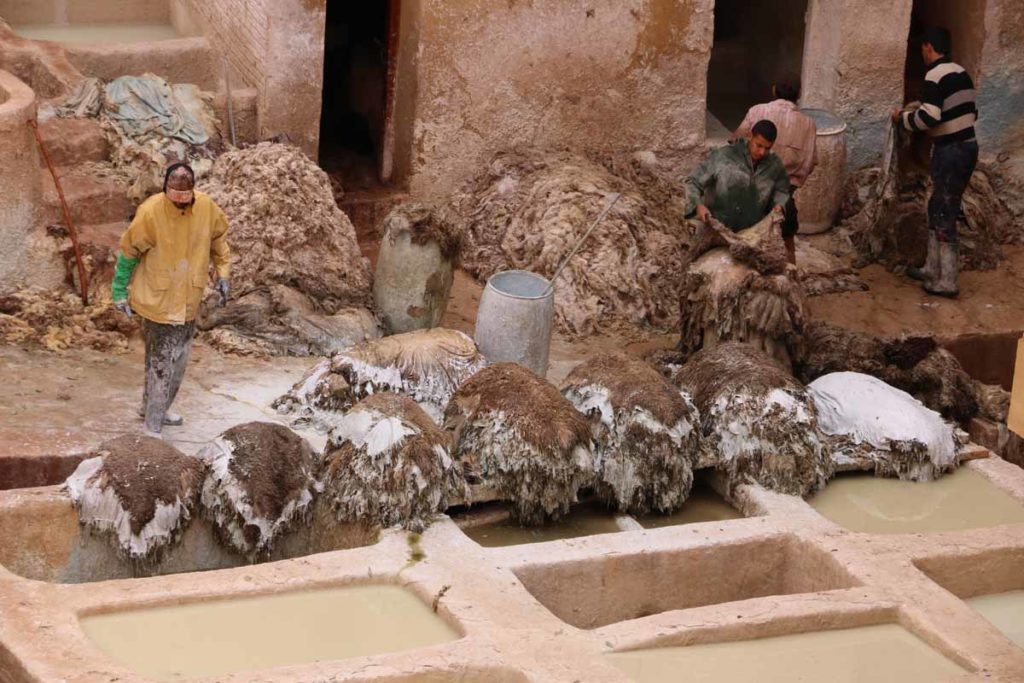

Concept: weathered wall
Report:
left=170, top=0, right=324, bottom=157
left=802, top=0, right=914, bottom=169
left=0, top=70, right=52, bottom=293
left=976, top=0, right=1024, bottom=151
left=404, top=0, right=714, bottom=198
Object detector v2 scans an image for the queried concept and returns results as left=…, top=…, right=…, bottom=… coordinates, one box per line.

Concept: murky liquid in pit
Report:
left=968, top=590, right=1024, bottom=647
left=14, top=23, right=180, bottom=44
left=463, top=502, right=623, bottom=547
left=606, top=624, right=964, bottom=682
left=809, top=468, right=1024, bottom=533
left=636, top=487, right=742, bottom=529
left=80, top=585, right=458, bottom=681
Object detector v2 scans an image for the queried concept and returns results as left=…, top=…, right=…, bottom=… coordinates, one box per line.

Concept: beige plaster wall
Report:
left=404, top=0, right=714, bottom=198
left=976, top=0, right=1024, bottom=150
left=0, top=70, right=39, bottom=292
left=170, top=0, right=325, bottom=158
left=801, top=0, right=914, bottom=169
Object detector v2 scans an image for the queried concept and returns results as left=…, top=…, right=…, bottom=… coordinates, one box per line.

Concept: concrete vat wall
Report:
left=403, top=0, right=714, bottom=198
left=0, top=70, right=42, bottom=293
left=0, top=0, right=170, bottom=25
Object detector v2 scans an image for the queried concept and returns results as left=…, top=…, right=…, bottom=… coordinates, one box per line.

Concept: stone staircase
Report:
left=36, top=116, right=129, bottom=296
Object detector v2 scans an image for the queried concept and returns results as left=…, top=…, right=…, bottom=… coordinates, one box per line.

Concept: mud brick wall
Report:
left=171, top=0, right=268, bottom=91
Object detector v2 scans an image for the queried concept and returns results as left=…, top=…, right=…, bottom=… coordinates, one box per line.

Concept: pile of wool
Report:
left=322, top=393, right=467, bottom=532
left=674, top=342, right=832, bottom=497
left=837, top=127, right=1018, bottom=271
left=561, top=352, right=701, bottom=515
left=794, top=242, right=868, bottom=297
left=448, top=149, right=688, bottom=336
left=196, top=143, right=375, bottom=355
left=0, top=287, right=135, bottom=353
left=64, top=435, right=206, bottom=561
left=443, top=363, right=595, bottom=524
left=678, top=216, right=806, bottom=370
left=197, top=422, right=319, bottom=559
left=797, top=321, right=1007, bottom=423
left=274, top=328, right=488, bottom=427
left=808, top=372, right=964, bottom=480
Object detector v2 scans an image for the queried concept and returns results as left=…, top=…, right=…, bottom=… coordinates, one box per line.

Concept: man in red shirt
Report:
left=733, top=80, right=818, bottom=264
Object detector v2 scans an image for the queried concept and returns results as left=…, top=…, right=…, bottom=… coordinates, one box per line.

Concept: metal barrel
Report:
left=373, top=229, right=454, bottom=334
left=473, top=270, right=554, bottom=376
left=796, top=108, right=848, bottom=234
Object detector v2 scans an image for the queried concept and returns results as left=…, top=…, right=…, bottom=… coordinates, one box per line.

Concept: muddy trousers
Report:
left=142, top=319, right=196, bottom=433
left=929, top=139, right=978, bottom=244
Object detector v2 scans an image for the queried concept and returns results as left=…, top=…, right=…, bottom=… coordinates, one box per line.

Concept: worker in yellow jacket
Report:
left=111, top=163, right=230, bottom=438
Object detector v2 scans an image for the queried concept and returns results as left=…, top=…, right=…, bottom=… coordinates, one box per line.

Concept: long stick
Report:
left=29, top=119, right=89, bottom=305
left=544, top=192, right=622, bottom=296
left=223, top=57, right=237, bottom=147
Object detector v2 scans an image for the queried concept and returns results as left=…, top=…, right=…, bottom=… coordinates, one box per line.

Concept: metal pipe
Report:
left=223, top=57, right=237, bottom=147
left=29, top=119, right=89, bottom=305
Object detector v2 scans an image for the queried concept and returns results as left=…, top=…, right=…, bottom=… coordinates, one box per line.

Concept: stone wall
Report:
left=170, top=0, right=324, bottom=158
left=977, top=0, right=1024, bottom=151
left=401, top=0, right=714, bottom=197
left=0, top=70, right=45, bottom=292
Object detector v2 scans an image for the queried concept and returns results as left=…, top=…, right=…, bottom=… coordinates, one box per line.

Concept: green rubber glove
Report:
left=111, top=251, right=139, bottom=303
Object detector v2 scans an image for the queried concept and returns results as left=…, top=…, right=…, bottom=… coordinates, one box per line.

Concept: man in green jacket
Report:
left=685, top=119, right=790, bottom=231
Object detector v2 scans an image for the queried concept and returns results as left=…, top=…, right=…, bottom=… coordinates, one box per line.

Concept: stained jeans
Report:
left=142, top=319, right=196, bottom=433
left=929, top=140, right=979, bottom=244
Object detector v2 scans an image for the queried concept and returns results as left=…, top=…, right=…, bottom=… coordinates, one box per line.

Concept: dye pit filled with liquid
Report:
left=968, top=590, right=1024, bottom=648
left=462, top=502, right=624, bottom=547
left=606, top=624, right=965, bottom=683
left=636, top=487, right=742, bottom=528
left=80, top=585, right=458, bottom=681
left=13, top=23, right=180, bottom=43
left=809, top=468, right=1024, bottom=533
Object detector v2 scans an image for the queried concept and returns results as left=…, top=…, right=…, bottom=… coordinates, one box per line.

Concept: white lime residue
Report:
left=566, top=384, right=695, bottom=443
left=330, top=408, right=415, bottom=456
left=808, top=372, right=959, bottom=471
left=64, top=456, right=194, bottom=559
left=198, top=437, right=314, bottom=556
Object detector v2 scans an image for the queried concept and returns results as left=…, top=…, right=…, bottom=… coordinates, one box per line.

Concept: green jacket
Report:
left=685, top=139, right=791, bottom=231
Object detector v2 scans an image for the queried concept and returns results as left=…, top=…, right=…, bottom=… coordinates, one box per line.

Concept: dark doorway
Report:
left=903, top=0, right=987, bottom=103
left=319, top=0, right=394, bottom=191
left=706, top=0, right=809, bottom=135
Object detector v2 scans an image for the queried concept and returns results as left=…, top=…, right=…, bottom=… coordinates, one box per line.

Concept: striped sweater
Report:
left=901, top=57, right=977, bottom=145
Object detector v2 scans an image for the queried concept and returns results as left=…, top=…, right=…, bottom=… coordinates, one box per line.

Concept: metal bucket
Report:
left=795, top=108, right=848, bottom=234
left=373, top=230, right=454, bottom=334
left=474, top=270, right=554, bottom=376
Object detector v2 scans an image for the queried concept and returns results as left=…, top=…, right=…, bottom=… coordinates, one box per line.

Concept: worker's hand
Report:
left=772, top=204, right=785, bottom=215
left=113, top=299, right=133, bottom=318
left=216, top=278, right=230, bottom=308
left=696, top=204, right=712, bottom=223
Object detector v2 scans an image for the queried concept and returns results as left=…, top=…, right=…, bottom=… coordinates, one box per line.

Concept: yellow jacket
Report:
left=119, top=191, right=230, bottom=324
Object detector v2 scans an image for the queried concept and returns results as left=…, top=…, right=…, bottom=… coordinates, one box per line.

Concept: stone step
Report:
left=40, top=167, right=134, bottom=227
left=36, top=117, right=108, bottom=168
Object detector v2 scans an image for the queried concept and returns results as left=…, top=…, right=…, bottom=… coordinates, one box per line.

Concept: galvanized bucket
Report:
left=473, top=270, right=554, bottom=376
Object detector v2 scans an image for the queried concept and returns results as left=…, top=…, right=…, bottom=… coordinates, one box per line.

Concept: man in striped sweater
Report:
left=892, top=26, right=978, bottom=297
